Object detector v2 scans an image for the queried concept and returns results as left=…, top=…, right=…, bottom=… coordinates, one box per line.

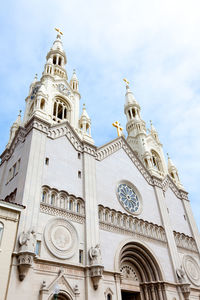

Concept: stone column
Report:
left=83, top=145, right=104, bottom=299
left=114, top=273, right=122, bottom=300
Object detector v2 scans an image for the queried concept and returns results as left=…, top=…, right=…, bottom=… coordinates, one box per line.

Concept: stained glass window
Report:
left=117, top=184, right=140, bottom=213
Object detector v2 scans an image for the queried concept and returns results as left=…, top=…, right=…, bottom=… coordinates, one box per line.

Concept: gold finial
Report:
left=123, top=78, right=130, bottom=86
left=55, top=28, right=63, bottom=36
left=112, top=121, right=123, bottom=137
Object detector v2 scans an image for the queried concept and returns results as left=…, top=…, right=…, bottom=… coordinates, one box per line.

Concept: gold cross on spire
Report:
left=123, top=78, right=130, bottom=86
left=112, top=121, right=123, bottom=137
left=55, top=28, right=63, bottom=35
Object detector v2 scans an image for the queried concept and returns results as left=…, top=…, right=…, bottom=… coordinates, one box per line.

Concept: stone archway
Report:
left=119, top=242, right=167, bottom=300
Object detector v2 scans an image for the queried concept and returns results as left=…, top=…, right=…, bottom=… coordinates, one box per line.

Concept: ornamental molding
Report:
left=40, top=204, right=85, bottom=224
left=96, top=137, right=187, bottom=200
left=98, top=205, right=166, bottom=243
left=44, top=217, right=78, bottom=259
left=173, top=231, right=198, bottom=252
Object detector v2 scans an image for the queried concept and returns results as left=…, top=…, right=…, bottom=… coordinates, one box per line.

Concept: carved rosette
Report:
left=183, top=255, right=200, bottom=286
left=44, top=217, right=78, bottom=259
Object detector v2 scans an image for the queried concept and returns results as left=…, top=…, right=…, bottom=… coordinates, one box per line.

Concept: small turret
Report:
left=150, top=120, right=160, bottom=144
left=167, top=154, right=182, bottom=188
left=70, top=69, right=79, bottom=92
left=7, top=111, right=22, bottom=148
left=79, top=104, right=94, bottom=144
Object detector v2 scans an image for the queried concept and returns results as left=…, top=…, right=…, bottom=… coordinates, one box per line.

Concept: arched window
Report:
left=0, top=222, right=4, bottom=246
left=107, top=294, right=112, bottom=300
left=132, top=108, right=136, bottom=117
left=53, top=55, right=57, bottom=65
left=40, top=99, right=45, bottom=110
left=58, top=57, right=62, bottom=66
left=52, top=98, right=70, bottom=123
left=42, top=191, right=46, bottom=202
left=60, top=197, right=65, bottom=209
left=50, top=194, right=55, bottom=205
left=69, top=199, right=73, bottom=210
left=151, top=150, right=163, bottom=172
left=77, top=202, right=80, bottom=213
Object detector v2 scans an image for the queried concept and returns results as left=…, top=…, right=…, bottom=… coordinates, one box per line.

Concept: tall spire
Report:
left=42, top=29, right=68, bottom=80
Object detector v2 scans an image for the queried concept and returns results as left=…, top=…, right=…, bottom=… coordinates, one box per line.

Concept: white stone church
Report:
left=0, top=32, right=200, bottom=300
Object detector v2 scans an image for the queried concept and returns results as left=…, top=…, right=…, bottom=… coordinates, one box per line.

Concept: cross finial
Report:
left=112, top=121, right=123, bottom=137
left=55, top=28, right=63, bottom=36
left=123, top=78, right=130, bottom=86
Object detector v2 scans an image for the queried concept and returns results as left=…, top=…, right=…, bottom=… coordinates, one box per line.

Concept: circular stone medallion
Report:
left=117, top=183, right=141, bottom=215
left=44, top=218, right=78, bottom=259
left=183, top=255, right=200, bottom=286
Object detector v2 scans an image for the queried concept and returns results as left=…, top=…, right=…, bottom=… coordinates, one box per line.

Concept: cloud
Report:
left=0, top=0, right=200, bottom=229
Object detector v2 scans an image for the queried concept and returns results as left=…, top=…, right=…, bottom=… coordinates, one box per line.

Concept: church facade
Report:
left=0, top=33, right=200, bottom=300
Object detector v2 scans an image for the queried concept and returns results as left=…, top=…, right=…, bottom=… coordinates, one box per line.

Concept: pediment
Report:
left=40, top=268, right=79, bottom=299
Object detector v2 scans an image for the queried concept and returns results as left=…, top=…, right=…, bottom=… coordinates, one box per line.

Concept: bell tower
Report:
left=23, top=30, right=82, bottom=134
left=124, top=81, right=171, bottom=180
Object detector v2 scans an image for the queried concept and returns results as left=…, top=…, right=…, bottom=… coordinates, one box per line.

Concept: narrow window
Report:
left=58, top=57, right=62, bottom=66
left=78, top=152, right=81, bottom=159
left=53, top=102, right=57, bottom=116
left=73, top=82, right=75, bottom=89
left=128, top=110, right=131, bottom=119
left=50, top=194, right=55, bottom=205
left=107, top=294, right=112, bottom=300
left=132, top=109, right=136, bottom=117
left=77, top=202, right=80, bottom=213
left=17, top=159, right=21, bottom=173
left=69, top=200, right=73, bottom=210
left=57, top=103, right=63, bottom=119
left=171, top=172, right=174, bottom=178
left=45, top=157, right=49, bottom=165
left=35, top=241, right=41, bottom=256
left=0, top=222, right=4, bottom=246
left=42, top=191, right=46, bottom=202
left=78, top=171, right=81, bottom=178
left=64, top=108, right=67, bottom=119
left=40, top=99, right=45, bottom=110
left=60, top=197, right=65, bottom=209
left=53, top=56, right=56, bottom=65
left=13, top=163, right=17, bottom=177
left=79, top=250, right=83, bottom=263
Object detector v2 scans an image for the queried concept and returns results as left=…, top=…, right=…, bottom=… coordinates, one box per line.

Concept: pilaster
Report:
left=153, top=180, right=181, bottom=278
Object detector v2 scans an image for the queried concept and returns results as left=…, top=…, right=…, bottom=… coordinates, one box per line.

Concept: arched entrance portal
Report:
left=119, top=242, right=167, bottom=300
left=52, top=292, right=71, bottom=300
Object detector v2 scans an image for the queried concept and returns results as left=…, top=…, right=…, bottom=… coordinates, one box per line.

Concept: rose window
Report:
left=117, top=183, right=140, bottom=213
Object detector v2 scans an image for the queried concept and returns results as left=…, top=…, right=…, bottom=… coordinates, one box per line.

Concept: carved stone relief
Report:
left=183, top=255, right=200, bottom=286
left=44, top=218, right=78, bottom=259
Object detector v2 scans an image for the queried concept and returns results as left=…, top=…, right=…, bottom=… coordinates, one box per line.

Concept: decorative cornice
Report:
left=98, top=204, right=166, bottom=243
left=173, top=231, right=198, bottom=252
left=40, top=203, right=85, bottom=224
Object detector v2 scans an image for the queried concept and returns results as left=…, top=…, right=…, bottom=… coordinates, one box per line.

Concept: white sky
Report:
left=0, top=0, right=200, bottom=229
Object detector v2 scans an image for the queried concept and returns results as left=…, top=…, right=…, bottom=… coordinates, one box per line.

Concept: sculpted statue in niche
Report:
left=18, top=229, right=36, bottom=253
left=89, top=244, right=102, bottom=265
left=176, top=266, right=186, bottom=283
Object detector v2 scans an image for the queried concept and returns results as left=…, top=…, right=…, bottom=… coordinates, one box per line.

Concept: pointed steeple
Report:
left=7, top=110, right=22, bottom=148
left=124, top=81, right=146, bottom=137
left=42, top=31, right=68, bottom=79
